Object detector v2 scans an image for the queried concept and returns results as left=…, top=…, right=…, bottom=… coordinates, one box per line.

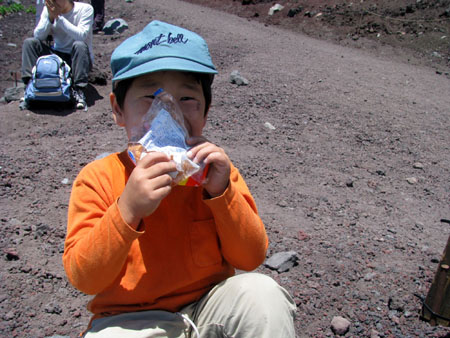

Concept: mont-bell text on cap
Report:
left=134, top=32, right=188, bottom=55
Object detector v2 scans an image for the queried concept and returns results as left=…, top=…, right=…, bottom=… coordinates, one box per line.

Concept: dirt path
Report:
left=0, top=0, right=449, bottom=336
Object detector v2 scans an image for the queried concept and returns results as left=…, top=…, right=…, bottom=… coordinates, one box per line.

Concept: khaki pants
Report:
left=84, top=273, right=296, bottom=338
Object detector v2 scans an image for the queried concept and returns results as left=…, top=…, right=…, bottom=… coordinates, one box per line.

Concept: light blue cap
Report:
left=111, top=20, right=218, bottom=85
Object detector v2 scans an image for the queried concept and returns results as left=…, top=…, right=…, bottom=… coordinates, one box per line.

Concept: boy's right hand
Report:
left=118, top=152, right=177, bottom=229
left=45, top=0, right=61, bottom=22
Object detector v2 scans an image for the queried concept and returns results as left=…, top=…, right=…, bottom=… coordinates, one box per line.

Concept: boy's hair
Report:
left=113, top=72, right=214, bottom=116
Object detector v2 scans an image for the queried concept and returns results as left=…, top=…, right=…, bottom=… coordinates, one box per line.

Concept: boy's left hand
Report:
left=45, top=0, right=61, bottom=22
left=186, top=136, right=230, bottom=198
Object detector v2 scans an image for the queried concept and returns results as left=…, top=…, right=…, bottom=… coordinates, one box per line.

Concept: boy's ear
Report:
left=110, top=92, right=125, bottom=127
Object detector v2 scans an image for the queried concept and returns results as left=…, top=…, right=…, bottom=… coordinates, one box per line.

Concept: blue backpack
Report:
left=24, top=54, right=73, bottom=104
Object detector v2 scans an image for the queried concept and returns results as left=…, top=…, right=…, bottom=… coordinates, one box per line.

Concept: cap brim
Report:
left=112, top=57, right=218, bottom=84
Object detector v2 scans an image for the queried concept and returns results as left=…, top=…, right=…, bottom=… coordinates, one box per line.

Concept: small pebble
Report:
left=406, top=177, right=418, bottom=184
left=331, top=316, right=351, bottom=335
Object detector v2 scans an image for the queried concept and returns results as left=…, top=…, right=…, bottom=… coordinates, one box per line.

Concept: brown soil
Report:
left=184, top=0, right=450, bottom=72
left=1, top=0, right=449, bottom=337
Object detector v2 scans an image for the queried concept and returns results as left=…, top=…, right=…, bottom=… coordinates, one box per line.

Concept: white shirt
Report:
left=34, top=2, right=94, bottom=63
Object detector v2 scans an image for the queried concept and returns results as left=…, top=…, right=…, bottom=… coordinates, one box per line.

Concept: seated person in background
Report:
left=63, top=20, right=296, bottom=337
left=21, top=0, right=93, bottom=109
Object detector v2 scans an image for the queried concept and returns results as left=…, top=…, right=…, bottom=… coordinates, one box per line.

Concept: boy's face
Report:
left=47, top=0, right=71, bottom=12
left=111, top=71, right=207, bottom=139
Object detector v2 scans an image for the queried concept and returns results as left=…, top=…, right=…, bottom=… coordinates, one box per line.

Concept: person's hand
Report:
left=186, top=136, right=231, bottom=198
left=45, top=0, right=61, bottom=22
left=118, top=152, right=177, bottom=229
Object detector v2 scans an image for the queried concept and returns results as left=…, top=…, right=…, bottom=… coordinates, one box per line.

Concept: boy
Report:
left=21, top=0, right=93, bottom=109
left=63, top=20, right=296, bottom=337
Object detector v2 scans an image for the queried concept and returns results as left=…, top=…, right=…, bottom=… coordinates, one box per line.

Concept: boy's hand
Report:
left=118, top=152, right=177, bottom=229
left=187, top=136, right=231, bottom=198
left=45, top=0, right=62, bottom=22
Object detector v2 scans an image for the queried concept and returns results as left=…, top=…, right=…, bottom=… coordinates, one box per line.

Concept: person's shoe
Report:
left=93, top=23, right=104, bottom=34
left=73, top=87, right=86, bottom=110
left=19, top=86, right=28, bottom=110
left=19, top=99, right=29, bottom=110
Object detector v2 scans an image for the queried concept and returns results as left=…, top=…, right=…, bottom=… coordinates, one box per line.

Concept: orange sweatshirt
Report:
left=63, top=150, right=268, bottom=320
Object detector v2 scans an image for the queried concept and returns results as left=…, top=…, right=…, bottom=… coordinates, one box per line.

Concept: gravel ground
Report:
left=0, top=0, right=449, bottom=337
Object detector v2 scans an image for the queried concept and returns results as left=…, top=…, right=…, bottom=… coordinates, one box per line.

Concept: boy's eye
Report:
left=144, top=95, right=155, bottom=99
left=180, top=97, right=201, bottom=115
left=180, top=97, right=194, bottom=101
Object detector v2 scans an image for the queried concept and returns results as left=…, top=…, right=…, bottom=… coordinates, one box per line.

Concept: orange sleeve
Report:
left=63, top=157, right=143, bottom=295
left=203, top=166, right=268, bottom=271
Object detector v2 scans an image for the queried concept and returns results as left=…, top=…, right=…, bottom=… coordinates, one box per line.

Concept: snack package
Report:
left=127, top=89, right=208, bottom=186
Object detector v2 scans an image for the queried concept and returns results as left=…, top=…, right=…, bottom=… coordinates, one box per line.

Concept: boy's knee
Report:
left=233, top=272, right=275, bottom=290
left=230, top=273, right=290, bottom=305
left=23, top=37, right=40, bottom=50
left=224, top=273, right=296, bottom=336
left=72, top=41, right=89, bottom=53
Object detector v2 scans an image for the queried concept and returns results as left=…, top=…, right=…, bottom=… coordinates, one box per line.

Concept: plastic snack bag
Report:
left=127, top=89, right=208, bottom=186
